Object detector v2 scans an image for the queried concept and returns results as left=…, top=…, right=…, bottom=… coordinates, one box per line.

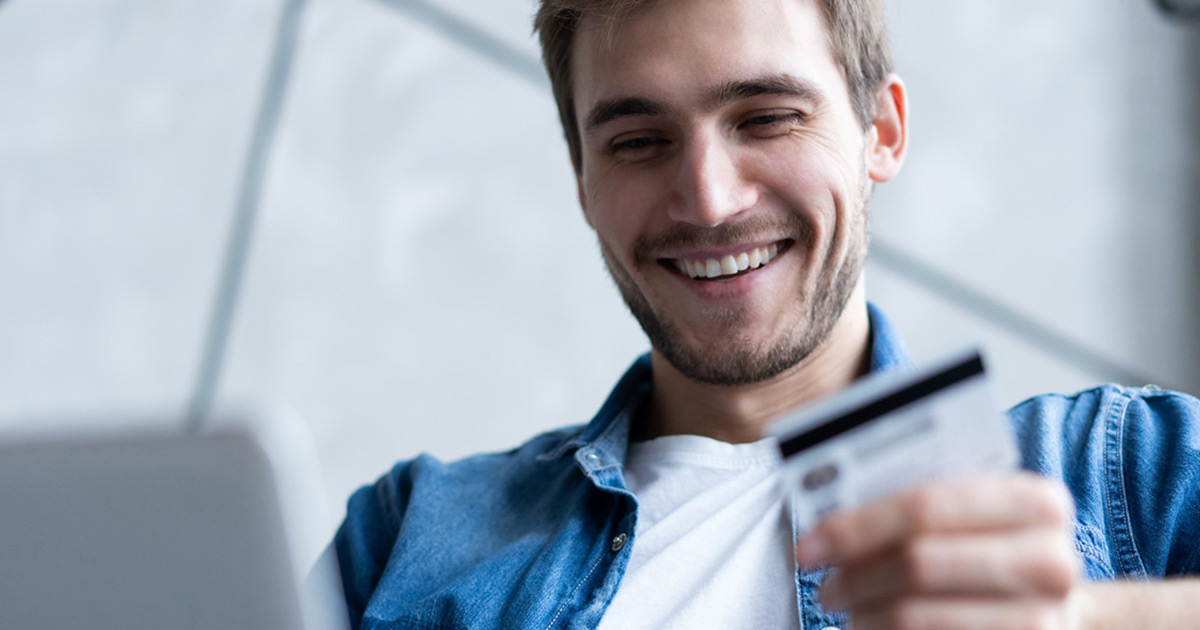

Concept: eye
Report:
left=610, top=134, right=669, bottom=161
left=615, top=137, right=659, bottom=151
left=740, top=111, right=806, bottom=136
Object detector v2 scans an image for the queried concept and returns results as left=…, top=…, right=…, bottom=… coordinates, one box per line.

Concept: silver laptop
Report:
left=0, top=428, right=345, bottom=630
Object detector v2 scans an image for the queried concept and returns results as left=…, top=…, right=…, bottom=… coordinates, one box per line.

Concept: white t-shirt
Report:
left=595, top=434, right=801, bottom=630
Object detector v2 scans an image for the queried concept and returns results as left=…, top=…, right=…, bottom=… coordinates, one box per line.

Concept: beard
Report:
left=600, top=194, right=870, bottom=387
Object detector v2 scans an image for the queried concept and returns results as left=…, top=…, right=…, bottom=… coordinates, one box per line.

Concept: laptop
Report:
left=0, top=426, right=347, bottom=630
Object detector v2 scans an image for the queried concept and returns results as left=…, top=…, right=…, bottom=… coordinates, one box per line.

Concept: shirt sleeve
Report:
left=333, top=463, right=411, bottom=629
left=1118, top=390, right=1200, bottom=576
left=1009, top=386, right=1200, bottom=580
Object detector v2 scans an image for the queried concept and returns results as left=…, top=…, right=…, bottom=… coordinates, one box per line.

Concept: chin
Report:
left=644, top=311, right=824, bottom=386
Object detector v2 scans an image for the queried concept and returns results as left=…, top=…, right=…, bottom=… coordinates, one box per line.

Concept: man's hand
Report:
left=795, top=473, right=1082, bottom=630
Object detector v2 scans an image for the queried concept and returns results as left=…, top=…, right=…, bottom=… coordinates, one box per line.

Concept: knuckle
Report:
left=1015, top=532, right=1079, bottom=599
left=887, top=601, right=926, bottom=630
left=904, top=487, right=944, bottom=531
left=899, top=539, right=938, bottom=588
left=1054, top=483, right=1077, bottom=523
left=1033, top=542, right=1080, bottom=598
left=1023, top=477, right=1074, bottom=527
left=820, top=518, right=853, bottom=555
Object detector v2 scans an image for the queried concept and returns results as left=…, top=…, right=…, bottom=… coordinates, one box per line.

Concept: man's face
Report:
left=572, top=0, right=887, bottom=385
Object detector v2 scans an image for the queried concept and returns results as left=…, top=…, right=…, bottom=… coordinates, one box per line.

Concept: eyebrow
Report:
left=583, top=97, right=671, bottom=136
left=706, top=74, right=826, bottom=110
left=582, top=73, right=826, bottom=137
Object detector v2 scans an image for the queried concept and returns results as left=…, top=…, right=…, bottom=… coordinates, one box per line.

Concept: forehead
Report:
left=571, top=0, right=844, bottom=114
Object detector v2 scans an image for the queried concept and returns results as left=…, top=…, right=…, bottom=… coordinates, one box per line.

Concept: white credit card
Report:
left=768, top=350, right=1018, bottom=533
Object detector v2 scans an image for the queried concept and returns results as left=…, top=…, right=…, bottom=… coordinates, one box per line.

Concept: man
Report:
left=335, top=0, right=1200, bottom=628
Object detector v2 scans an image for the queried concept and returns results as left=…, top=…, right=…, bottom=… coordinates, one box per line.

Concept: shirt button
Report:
left=611, top=533, right=627, bottom=552
left=585, top=452, right=600, bottom=464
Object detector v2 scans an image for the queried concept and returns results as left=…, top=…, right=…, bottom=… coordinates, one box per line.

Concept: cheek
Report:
left=583, top=172, right=663, bottom=252
left=583, top=196, right=638, bottom=264
left=766, top=141, right=863, bottom=216
left=756, top=155, right=834, bottom=233
left=774, top=136, right=858, bottom=188
left=753, top=148, right=865, bottom=266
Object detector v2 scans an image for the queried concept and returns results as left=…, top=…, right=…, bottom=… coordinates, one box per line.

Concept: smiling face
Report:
left=573, top=0, right=903, bottom=386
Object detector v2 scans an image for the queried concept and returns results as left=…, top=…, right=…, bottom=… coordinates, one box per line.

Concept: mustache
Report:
left=633, top=215, right=813, bottom=262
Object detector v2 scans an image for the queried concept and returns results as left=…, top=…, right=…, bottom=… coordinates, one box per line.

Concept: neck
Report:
left=640, top=285, right=872, bottom=444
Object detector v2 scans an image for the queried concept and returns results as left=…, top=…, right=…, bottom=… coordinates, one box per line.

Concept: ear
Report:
left=865, top=74, right=908, bottom=183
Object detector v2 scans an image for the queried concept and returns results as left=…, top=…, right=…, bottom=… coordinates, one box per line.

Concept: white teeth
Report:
left=675, top=242, right=785, bottom=280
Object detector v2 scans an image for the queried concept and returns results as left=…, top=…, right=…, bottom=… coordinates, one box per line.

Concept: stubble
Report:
left=600, top=186, right=870, bottom=387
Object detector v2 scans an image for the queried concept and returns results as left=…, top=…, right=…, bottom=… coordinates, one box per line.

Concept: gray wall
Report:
left=2, top=0, right=1197, bottom=563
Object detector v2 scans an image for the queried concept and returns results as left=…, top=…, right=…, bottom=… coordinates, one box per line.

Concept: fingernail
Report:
left=796, top=532, right=831, bottom=566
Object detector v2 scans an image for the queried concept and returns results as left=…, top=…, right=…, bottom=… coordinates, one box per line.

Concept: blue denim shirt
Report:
left=335, top=305, right=1200, bottom=629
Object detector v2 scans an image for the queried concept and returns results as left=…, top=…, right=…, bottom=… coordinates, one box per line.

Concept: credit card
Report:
left=769, top=350, right=1018, bottom=532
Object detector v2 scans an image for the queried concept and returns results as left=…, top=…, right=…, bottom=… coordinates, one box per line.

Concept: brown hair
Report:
left=533, top=0, right=893, bottom=172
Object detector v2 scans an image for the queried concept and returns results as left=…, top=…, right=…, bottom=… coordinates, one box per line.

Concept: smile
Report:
left=668, top=241, right=788, bottom=281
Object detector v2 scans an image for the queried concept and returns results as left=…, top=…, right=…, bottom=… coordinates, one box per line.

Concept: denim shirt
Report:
left=335, top=305, right=1200, bottom=629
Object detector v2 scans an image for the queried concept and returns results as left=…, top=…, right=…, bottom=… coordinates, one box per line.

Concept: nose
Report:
left=667, top=133, right=758, bottom=227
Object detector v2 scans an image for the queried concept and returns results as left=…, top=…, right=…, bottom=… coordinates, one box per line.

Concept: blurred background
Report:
left=2, top=0, right=1198, bottom=565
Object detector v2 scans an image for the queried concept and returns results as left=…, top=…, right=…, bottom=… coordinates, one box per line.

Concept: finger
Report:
left=851, top=596, right=1073, bottom=630
left=820, top=529, right=1080, bottom=610
left=796, top=473, right=1074, bottom=566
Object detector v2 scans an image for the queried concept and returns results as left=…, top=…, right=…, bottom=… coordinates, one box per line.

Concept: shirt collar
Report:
left=867, top=302, right=916, bottom=373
